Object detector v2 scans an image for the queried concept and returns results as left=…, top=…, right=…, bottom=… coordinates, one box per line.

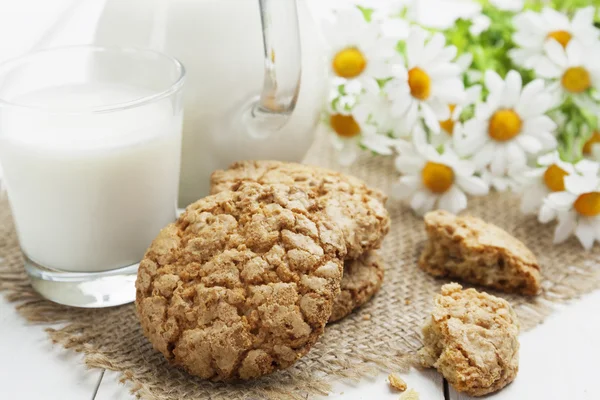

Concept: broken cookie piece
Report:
left=419, top=283, right=520, bottom=397
left=388, top=373, right=407, bottom=391
left=419, top=210, right=541, bottom=295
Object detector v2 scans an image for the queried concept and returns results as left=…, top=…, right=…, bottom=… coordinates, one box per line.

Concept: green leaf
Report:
left=356, top=5, right=374, bottom=22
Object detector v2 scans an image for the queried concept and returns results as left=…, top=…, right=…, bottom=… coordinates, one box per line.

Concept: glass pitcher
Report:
left=39, top=0, right=327, bottom=206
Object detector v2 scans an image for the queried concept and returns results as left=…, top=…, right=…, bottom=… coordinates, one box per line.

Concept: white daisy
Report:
left=327, top=94, right=396, bottom=166
left=520, top=151, right=579, bottom=215
left=541, top=170, right=600, bottom=250
left=460, top=70, right=557, bottom=176
left=430, top=84, right=481, bottom=148
left=510, top=7, right=600, bottom=70
left=536, top=40, right=600, bottom=114
left=322, top=7, right=395, bottom=88
left=391, top=134, right=489, bottom=215
left=490, top=0, right=523, bottom=12
left=353, top=80, right=414, bottom=138
left=385, top=27, right=465, bottom=135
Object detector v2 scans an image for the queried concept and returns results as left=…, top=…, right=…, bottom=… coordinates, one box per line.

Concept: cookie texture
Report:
left=329, top=251, right=385, bottom=322
left=135, top=183, right=346, bottom=381
left=211, top=160, right=390, bottom=259
left=419, top=283, right=520, bottom=397
left=419, top=210, right=541, bottom=296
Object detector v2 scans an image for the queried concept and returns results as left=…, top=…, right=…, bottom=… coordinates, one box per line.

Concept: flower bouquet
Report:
left=322, top=0, right=600, bottom=249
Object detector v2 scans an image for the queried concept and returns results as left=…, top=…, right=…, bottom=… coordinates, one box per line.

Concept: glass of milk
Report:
left=0, top=46, right=185, bottom=308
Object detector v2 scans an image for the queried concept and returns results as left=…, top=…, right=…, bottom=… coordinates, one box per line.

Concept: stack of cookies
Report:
left=135, top=161, right=390, bottom=381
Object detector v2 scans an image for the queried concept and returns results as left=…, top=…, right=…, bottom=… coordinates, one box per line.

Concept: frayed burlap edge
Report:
left=2, top=134, right=600, bottom=399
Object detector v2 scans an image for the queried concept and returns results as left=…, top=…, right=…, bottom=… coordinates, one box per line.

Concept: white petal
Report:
left=391, top=176, right=420, bottom=200
left=433, top=78, right=466, bottom=104
left=535, top=57, right=563, bottom=79
left=438, top=186, right=467, bottom=214
left=456, top=175, right=489, bottom=196
left=395, top=155, right=425, bottom=175
left=575, top=218, right=596, bottom=250
left=420, top=33, right=446, bottom=67
left=523, top=115, right=557, bottom=134
left=542, top=8, right=570, bottom=29
left=484, top=70, right=504, bottom=95
left=410, top=190, right=436, bottom=215
left=573, top=6, right=595, bottom=28
left=390, top=93, right=413, bottom=118
left=428, top=97, right=451, bottom=120
left=566, top=40, right=584, bottom=67
left=529, top=131, right=558, bottom=149
left=336, top=144, right=358, bottom=166
left=506, top=141, right=528, bottom=169
left=538, top=203, right=557, bottom=223
left=575, top=159, right=600, bottom=175
left=428, top=64, right=462, bottom=80
left=547, top=192, right=578, bottom=208
left=500, top=70, right=522, bottom=108
left=406, top=28, right=426, bottom=68
left=566, top=173, right=600, bottom=195
left=516, top=134, right=543, bottom=154
left=520, top=184, right=547, bottom=214
left=554, top=212, right=577, bottom=244
left=421, top=103, right=441, bottom=134
left=544, top=40, right=568, bottom=68
left=473, top=140, right=496, bottom=169
left=490, top=144, right=508, bottom=176
left=456, top=53, right=473, bottom=72
left=516, top=79, right=545, bottom=116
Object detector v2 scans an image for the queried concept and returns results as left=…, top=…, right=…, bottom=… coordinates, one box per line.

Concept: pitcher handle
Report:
left=243, top=0, right=302, bottom=139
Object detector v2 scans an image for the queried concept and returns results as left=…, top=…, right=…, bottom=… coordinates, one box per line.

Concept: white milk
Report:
left=0, top=83, right=182, bottom=272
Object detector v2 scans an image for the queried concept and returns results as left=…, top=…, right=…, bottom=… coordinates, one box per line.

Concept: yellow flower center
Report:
left=543, top=164, right=569, bottom=192
left=562, top=66, right=591, bottom=93
left=422, top=161, right=454, bottom=193
left=332, top=47, right=367, bottom=79
left=488, top=109, right=522, bottom=142
left=408, top=67, right=431, bottom=101
left=547, top=30, right=572, bottom=49
left=583, top=131, right=600, bottom=155
left=330, top=114, right=361, bottom=138
left=574, top=192, right=600, bottom=217
left=439, top=104, right=457, bottom=135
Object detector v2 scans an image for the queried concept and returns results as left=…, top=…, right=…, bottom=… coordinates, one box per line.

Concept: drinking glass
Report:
left=0, top=46, right=185, bottom=307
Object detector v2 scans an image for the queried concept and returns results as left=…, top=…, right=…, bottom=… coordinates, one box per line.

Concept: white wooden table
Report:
left=2, top=291, right=600, bottom=400
left=1, top=0, right=600, bottom=399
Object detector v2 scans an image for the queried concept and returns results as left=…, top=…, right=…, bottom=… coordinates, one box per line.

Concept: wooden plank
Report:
left=0, top=296, right=103, bottom=400
left=96, top=367, right=445, bottom=400
left=329, top=368, right=445, bottom=399
left=94, top=370, right=135, bottom=400
left=449, top=290, right=600, bottom=400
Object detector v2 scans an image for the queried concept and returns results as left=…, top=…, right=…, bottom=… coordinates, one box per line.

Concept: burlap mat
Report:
left=1, top=133, right=600, bottom=399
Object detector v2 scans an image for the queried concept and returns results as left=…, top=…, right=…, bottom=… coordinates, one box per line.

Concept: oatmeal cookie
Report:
left=419, top=210, right=541, bottom=295
left=329, top=251, right=385, bottom=322
left=135, top=182, right=346, bottom=381
left=419, top=283, right=520, bottom=397
left=211, top=160, right=390, bottom=258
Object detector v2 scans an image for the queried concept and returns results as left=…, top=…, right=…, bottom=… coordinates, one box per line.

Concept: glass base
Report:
left=24, top=256, right=138, bottom=308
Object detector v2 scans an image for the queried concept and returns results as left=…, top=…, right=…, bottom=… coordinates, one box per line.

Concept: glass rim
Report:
left=0, top=45, right=186, bottom=114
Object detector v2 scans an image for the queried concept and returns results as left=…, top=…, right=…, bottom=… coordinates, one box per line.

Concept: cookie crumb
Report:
left=362, top=313, right=372, bottom=321
left=399, top=388, right=419, bottom=400
left=388, top=374, right=407, bottom=391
